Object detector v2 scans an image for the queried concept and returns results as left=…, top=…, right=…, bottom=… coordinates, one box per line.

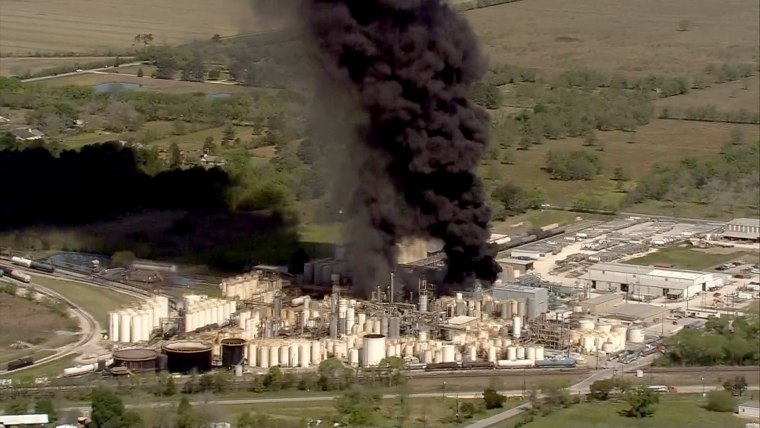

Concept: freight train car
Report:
left=10, top=256, right=32, bottom=267
left=7, top=269, right=31, bottom=283
left=7, top=357, right=33, bottom=371
left=30, top=261, right=55, bottom=273
left=533, top=358, right=577, bottom=369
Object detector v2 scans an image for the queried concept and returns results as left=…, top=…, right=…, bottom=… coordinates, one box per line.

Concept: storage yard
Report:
left=0, top=214, right=757, bottom=388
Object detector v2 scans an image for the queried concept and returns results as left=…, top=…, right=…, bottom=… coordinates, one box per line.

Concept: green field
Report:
left=513, top=395, right=747, bottom=428
left=625, top=247, right=754, bottom=270
left=29, top=275, right=139, bottom=326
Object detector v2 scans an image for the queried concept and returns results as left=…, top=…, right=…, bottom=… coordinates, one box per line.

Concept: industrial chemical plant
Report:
left=1, top=216, right=757, bottom=383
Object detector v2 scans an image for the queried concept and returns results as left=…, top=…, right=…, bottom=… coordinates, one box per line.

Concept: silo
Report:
left=500, top=302, right=510, bottom=319
left=518, top=300, right=526, bottom=318
left=120, top=311, right=132, bottom=343
left=364, top=318, right=373, bottom=333
left=510, top=300, right=518, bottom=316
left=372, top=319, right=381, bottom=334
left=289, top=343, right=300, bottom=367
left=507, top=346, right=517, bottom=361
left=349, top=348, right=359, bottom=366
left=221, top=338, right=246, bottom=368
left=627, top=328, right=644, bottom=343
left=279, top=345, right=289, bottom=367
left=389, top=317, right=401, bottom=339
left=112, top=348, right=159, bottom=373
left=526, top=346, right=536, bottom=361
left=434, top=350, right=442, bottom=363
left=131, top=312, right=143, bottom=342
left=163, top=341, right=213, bottom=374
left=109, top=312, right=120, bottom=343
left=311, top=341, right=321, bottom=365
left=357, top=313, right=366, bottom=330
left=512, top=316, right=522, bottom=339
left=516, top=346, right=525, bottom=360
left=419, top=294, right=428, bottom=312
left=467, top=345, right=477, bottom=362
left=422, top=350, right=432, bottom=363
left=455, top=301, right=466, bottom=316
left=140, top=311, right=151, bottom=341
left=381, top=316, right=389, bottom=337
left=300, top=342, right=311, bottom=368
left=441, top=345, right=455, bottom=363
left=346, top=308, right=355, bottom=332
left=329, top=316, right=338, bottom=339
left=362, top=334, right=386, bottom=368
left=212, top=304, right=220, bottom=326
left=269, top=345, right=280, bottom=367
left=247, top=343, right=258, bottom=367
left=258, top=345, right=270, bottom=368
left=535, top=346, right=545, bottom=361
left=483, top=300, right=494, bottom=316
left=487, top=346, right=497, bottom=362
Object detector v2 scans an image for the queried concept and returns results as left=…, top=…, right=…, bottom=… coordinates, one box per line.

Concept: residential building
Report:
left=11, top=127, right=44, bottom=141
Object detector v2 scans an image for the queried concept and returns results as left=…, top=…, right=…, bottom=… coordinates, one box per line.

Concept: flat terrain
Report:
left=481, top=119, right=760, bottom=206
left=625, top=247, right=754, bottom=270
left=0, top=56, right=119, bottom=76
left=29, top=275, right=138, bottom=326
left=0, top=0, right=276, bottom=55
left=37, top=72, right=253, bottom=95
left=655, top=77, right=760, bottom=113
left=511, top=395, right=748, bottom=428
left=466, top=0, right=759, bottom=75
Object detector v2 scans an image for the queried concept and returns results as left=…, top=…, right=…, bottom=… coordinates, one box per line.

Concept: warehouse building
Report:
left=583, top=263, right=726, bottom=301
left=580, top=293, right=624, bottom=315
left=497, top=258, right=535, bottom=274
left=491, top=285, right=549, bottom=319
left=723, top=218, right=760, bottom=242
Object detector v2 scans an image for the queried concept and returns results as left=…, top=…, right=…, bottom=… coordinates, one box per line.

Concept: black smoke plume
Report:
left=306, top=0, right=501, bottom=296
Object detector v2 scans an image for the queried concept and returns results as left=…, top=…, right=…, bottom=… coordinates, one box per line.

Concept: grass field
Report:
left=625, top=247, right=754, bottom=270
left=0, top=0, right=276, bottom=55
left=29, top=275, right=139, bottom=326
left=0, top=293, right=75, bottom=347
left=481, top=119, right=759, bottom=206
left=654, top=77, right=760, bottom=113
left=512, top=395, right=747, bottom=428
left=0, top=56, right=122, bottom=76
left=465, top=0, right=759, bottom=75
left=38, top=72, right=252, bottom=95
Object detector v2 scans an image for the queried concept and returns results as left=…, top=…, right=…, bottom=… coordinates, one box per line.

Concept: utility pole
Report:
left=390, top=272, right=395, bottom=304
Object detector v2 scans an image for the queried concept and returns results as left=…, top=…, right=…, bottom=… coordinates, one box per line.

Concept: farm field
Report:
left=480, top=119, right=760, bottom=206
left=508, top=395, right=748, bottom=428
left=624, top=247, right=753, bottom=271
left=0, top=0, right=277, bottom=55
left=29, top=275, right=139, bottom=326
left=654, top=78, right=760, bottom=113
left=37, top=72, right=252, bottom=95
left=0, top=56, right=121, bottom=77
left=465, top=0, right=759, bottom=75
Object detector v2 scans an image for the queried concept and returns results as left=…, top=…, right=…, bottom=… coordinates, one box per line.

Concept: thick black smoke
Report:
left=306, top=0, right=501, bottom=295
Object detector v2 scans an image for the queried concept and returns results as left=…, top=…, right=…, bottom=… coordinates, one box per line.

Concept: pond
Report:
left=92, top=82, right=141, bottom=94
left=206, top=93, right=231, bottom=100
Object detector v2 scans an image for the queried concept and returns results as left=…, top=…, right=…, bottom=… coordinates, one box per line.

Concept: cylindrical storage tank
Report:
left=487, top=346, right=497, bottom=362
left=434, top=350, right=442, bottom=363
left=357, top=313, right=366, bottom=330
left=112, top=348, right=159, bottom=373
left=419, top=294, right=428, bottom=312
left=372, top=319, right=381, bottom=335
left=441, top=344, right=455, bottom=363
left=247, top=344, right=258, bottom=367
left=516, top=346, right=525, bottom=360
left=467, top=345, right=477, bottom=362
left=346, top=308, right=355, bottom=332
left=419, top=330, right=428, bottom=341
left=573, top=305, right=583, bottom=313
left=329, top=316, right=338, bottom=339
left=526, top=346, right=536, bottom=361
left=151, top=301, right=161, bottom=328
left=163, top=341, right=213, bottom=374
left=597, top=323, right=612, bottom=334
left=279, top=345, right=289, bottom=367
left=120, top=311, right=133, bottom=343
left=518, top=300, right=526, bottom=318
left=212, top=305, right=220, bottom=326
left=131, top=312, right=143, bottom=343
left=300, top=342, right=311, bottom=368
left=510, top=300, right=518, bottom=315
left=289, top=343, right=300, bottom=367
left=221, top=338, right=246, bottom=368
left=311, top=341, right=321, bottom=365
left=389, top=317, right=401, bottom=339
left=362, top=334, right=386, bottom=368
left=512, top=316, right=522, bottom=339
left=507, top=346, right=517, bottom=361
left=364, top=318, right=373, bottom=334
left=535, top=346, right=545, bottom=361
left=109, top=312, right=120, bottom=343
left=456, top=292, right=463, bottom=301
left=269, top=345, right=280, bottom=367
left=422, top=350, right=432, bottom=364
left=582, top=335, right=596, bottom=352
left=348, top=348, right=360, bottom=366
left=580, top=319, right=595, bottom=331
left=381, top=316, right=389, bottom=337
left=602, top=341, right=614, bottom=353
left=140, top=311, right=151, bottom=341
left=259, top=345, right=270, bottom=368
left=456, top=301, right=466, bottom=316
left=627, top=328, right=644, bottom=343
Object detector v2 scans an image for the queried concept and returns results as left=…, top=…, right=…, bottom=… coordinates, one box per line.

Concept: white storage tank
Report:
left=512, top=316, right=522, bottom=338
left=580, top=319, right=595, bottom=331
left=109, top=312, right=120, bottom=343
left=300, top=342, right=311, bottom=368
left=487, top=346, right=497, bottom=363
left=289, top=343, right=300, bottom=367
left=269, top=345, right=279, bottom=367
left=279, top=345, right=289, bottom=367
left=247, top=344, right=258, bottom=367
left=349, top=348, right=360, bottom=366
left=602, top=341, right=614, bottom=353
left=507, top=346, right=517, bottom=361
left=535, top=346, right=545, bottom=361
left=441, top=345, right=455, bottom=363
left=140, top=311, right=151, bottom=341
left=526, top=346, right=536, bottom=361
left=311, top=341, right=322, bottom=365
left=131, top=312, right=143, bottom=343
left=516, top=346, right=525, bottom=360
left=363, top=334, right=386, bottom=367
left=627, top=328, right=644, bottom=343
left=259, top=345, right=270, bottom=368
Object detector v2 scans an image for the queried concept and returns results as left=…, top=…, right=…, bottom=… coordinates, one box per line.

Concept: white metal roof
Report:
left=446, top=315, right=478, bottom=325
left=647, top=269, right=703, bottom=280
left=728, top=218, right=760, bottom=227
left=589, top=263, right=709, bottom=280
left=0, top=414, right=49, bottom=424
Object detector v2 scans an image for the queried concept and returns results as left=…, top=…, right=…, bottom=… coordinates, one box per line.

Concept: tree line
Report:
left=656, top=315, right=760, bottom=366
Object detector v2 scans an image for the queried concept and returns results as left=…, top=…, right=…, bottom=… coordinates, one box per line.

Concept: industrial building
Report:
left=580, top=293, right=623, bottom=315
left=723, top=218, right=760, bottom=241
left=497, top=258, right=535, bottom=277
left=491, top=285, right=549, bottom=319
left=583, top=263, right=726, bottom=301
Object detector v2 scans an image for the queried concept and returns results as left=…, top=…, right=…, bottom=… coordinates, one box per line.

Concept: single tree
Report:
left=622, top=386, right=659, bottom=418
left=202, top=136, right=217, bottom=155
left=90, top=388, right=142, bottom=428
left=706, top=390, right=738, bottom=412
left=169, top=142, right=182, bottom=169
left=483, top=387, right=507, bottom=409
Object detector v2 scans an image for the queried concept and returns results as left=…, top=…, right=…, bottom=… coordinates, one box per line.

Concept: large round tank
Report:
left=422, top=350, right=433, bottom=363
left=258, top=345, right=270, bottom=368
left=627, top=328, right=644, bottom=343
left=602, top=341, right=614, bottom=353
left=289, top=343, right=300, bottom=367
left=441, top=344, right=455, bottom=363
left=579, top=319, right=595, bottom=331
left=349, top=348, right=359, bottom=366
left=389, top=317, right=401, bottom=338
left=163, top=341, right=212, bottom=374
left=507, top=346, right=517, bottom=361
left=362, top=334, right=386, bottom=368
left=112, top=348, right=159, bottom=373
left=221, top=338, right=246, bottom=367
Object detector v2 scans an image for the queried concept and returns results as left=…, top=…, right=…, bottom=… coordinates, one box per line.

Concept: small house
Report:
left=11, top=127, right=44, bottom=141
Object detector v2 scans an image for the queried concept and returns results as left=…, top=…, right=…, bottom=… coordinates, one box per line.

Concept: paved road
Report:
left=21, top=62, right=143, bottom=83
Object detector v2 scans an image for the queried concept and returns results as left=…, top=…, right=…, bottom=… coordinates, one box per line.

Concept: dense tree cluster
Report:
left=656, top=315, right=760, bottom=366
left=545, top=150, right=603, bottom=180
left=490, top=183, right=546, bottom=215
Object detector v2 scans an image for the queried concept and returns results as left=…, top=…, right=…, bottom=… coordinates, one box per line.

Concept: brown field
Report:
left=37, top=72, right=253, bottom=95
left=0, top=56, right=119, bottom=76
left=465, top=0, right=760, bottom=75
left=482, top=119, right=760, bottom=205
left=655, top=77, right=760, bottom=113
left=0, top=293, right=76, bottom=348
left=0, top=0, right=282, bottom=55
